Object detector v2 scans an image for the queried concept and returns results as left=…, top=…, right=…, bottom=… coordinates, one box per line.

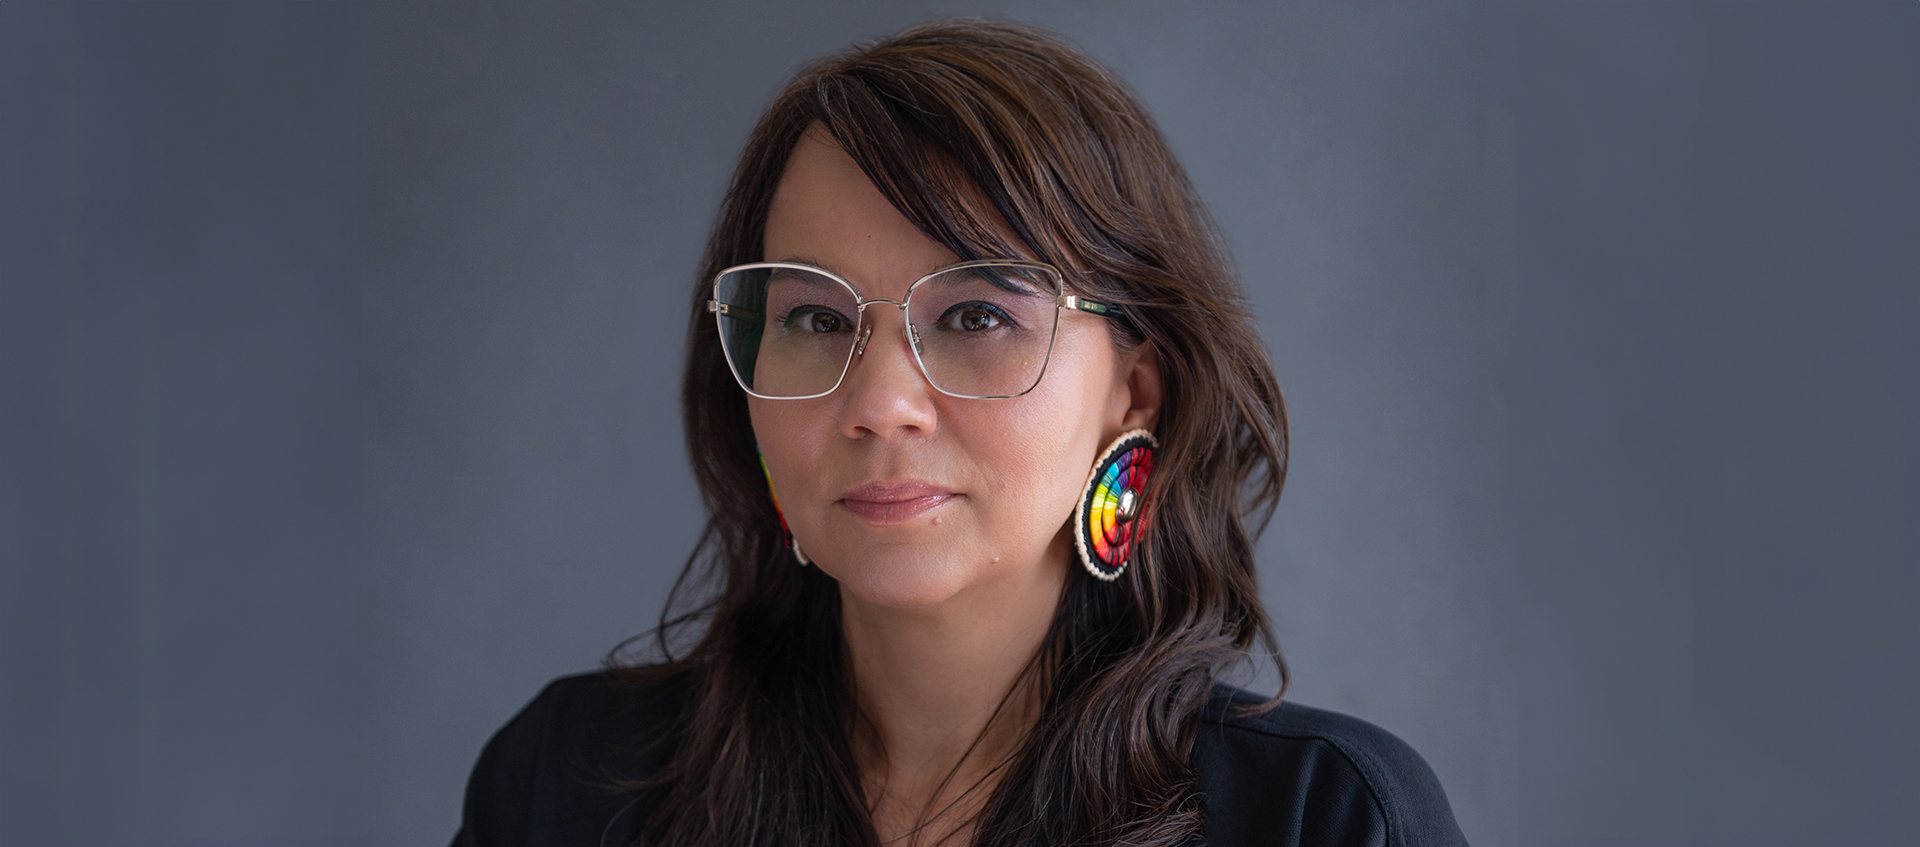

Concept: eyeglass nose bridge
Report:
left=848, top=296, right=917, bottom=360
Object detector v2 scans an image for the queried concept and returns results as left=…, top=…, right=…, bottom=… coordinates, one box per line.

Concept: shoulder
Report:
left=451, top=669, right=691, bottom=847
left=1191, top=685, right=1468, bottom=847
left=509, top=669, right=689, bottom=750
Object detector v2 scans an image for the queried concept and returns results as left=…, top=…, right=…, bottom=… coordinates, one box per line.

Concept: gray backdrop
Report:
left=3, top=2, right=1915, bottom=846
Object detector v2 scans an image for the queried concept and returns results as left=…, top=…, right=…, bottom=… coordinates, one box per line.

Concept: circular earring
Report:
left=1074, top=429, right=1157, bottom=581
left=759, top=450, right=810, bottom=566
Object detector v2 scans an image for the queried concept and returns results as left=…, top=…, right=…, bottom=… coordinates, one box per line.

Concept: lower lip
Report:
left=839, top=494, right=955, bottom=525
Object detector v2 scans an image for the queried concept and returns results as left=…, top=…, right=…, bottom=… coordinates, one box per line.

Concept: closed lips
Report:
left=839, top=481, right=955, bottom=524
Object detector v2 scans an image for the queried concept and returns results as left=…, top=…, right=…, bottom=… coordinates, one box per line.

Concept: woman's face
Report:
left=750, top=127, right=1159, bottom=610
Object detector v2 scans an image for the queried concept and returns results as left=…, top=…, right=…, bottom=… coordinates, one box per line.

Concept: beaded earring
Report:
left=758, top=450, right=810, bottom=566
left=1073, top=429, right=1157, bottom=580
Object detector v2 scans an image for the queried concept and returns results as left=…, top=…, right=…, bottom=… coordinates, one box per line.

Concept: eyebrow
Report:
left=766, top=255, right=1062, bottom=303
left=770, top=255, right=835, bottom=272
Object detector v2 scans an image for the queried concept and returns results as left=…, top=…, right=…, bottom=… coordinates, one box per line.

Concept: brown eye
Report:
left=783, top=306, right=851, bottom=333
left=940, top=303, right=1009, bottom=332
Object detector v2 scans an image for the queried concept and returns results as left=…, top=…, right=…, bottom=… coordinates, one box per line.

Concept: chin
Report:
left=817, top=545, right=980, bottom=609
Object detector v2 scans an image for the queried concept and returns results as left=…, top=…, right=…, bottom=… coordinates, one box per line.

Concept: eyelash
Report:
left=771, top=299, right=1023, bottom=333
left=939, top=301, right=1019, bottom=330
left=777, top=305, right=853, bottom=330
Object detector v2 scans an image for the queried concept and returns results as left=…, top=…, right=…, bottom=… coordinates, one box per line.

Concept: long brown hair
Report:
left=617, top=18, right=1289, bottom=847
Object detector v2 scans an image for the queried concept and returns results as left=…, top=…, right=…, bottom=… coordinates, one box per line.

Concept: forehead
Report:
left=762, top=126, right=961, bottom=297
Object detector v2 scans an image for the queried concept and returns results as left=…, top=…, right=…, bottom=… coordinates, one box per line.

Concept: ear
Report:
left=1109, top=341, right=1163, bottom=434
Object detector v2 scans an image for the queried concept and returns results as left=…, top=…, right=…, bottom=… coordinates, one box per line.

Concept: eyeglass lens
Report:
left=714, top=263, right=1062, bottom=398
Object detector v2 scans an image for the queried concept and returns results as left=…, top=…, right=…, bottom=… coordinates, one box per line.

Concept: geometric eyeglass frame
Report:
left=707, top=258, right=1122, bottom=400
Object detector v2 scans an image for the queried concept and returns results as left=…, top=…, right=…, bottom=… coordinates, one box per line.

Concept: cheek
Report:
left=976, top=424, right=1085, bottom=516
left=747, top=399, right=832, bottom=503
left=962, top=341, right=1117, bottom=531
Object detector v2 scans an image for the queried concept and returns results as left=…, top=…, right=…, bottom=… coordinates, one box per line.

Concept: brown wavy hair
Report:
left=617, top=18, right=1289, bottom=847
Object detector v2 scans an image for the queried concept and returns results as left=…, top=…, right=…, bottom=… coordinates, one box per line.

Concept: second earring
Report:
left=760, top=451, right=811, bottom=566
left=1074, top=429, right=1157, bottom=581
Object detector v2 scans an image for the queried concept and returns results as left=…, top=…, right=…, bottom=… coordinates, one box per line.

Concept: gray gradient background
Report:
left=3, top=2, right=1915, bottom=846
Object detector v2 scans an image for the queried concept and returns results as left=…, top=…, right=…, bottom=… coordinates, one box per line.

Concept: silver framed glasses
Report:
left=707, top=259, right=1120, bottom=400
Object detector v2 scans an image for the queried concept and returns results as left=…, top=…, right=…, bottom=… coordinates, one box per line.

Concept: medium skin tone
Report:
left=750, top=125, right=1162, bottom=846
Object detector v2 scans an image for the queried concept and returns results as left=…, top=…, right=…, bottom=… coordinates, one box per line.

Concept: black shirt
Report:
left=452, top=672, right=1468, bottom=847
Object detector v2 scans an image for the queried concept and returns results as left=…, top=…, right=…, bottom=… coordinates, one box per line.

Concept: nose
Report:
left=836, top=303, right=938, bottom=441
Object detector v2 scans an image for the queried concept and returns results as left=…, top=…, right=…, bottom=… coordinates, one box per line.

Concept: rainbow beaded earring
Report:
left=1074, top=429, right=1157, bottom=581
left=758, top=450, right=810, bottom=566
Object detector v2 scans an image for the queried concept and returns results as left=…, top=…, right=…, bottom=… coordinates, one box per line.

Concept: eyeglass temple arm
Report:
left=1059, top=294, right=1121, bottom=318
left=707, top=301, right=765, bottom=321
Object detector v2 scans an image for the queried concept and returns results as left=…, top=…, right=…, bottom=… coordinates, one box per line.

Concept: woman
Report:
left=454, top=19, right=1465, bottom=847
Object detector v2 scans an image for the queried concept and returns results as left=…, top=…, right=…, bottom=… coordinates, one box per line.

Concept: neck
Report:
left=841, top=538, right=1070, bottom=845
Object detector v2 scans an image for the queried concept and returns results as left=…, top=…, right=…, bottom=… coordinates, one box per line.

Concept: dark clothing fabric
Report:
left=451, top=671, right=1468, bottom=847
